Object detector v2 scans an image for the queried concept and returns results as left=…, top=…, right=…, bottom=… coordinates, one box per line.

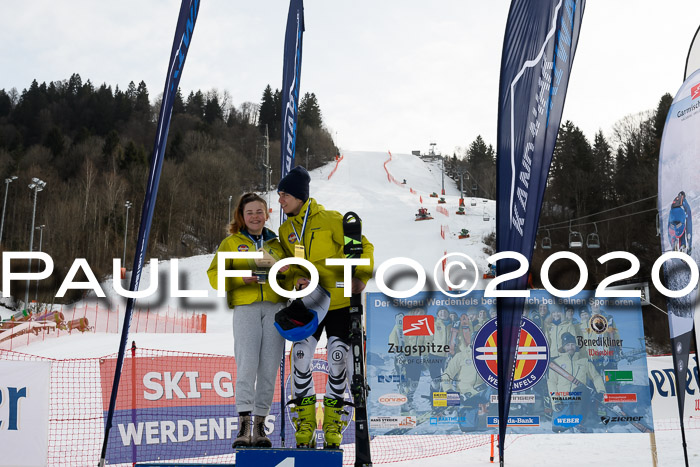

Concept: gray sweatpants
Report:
left=233, top=301, right=285, bottom=416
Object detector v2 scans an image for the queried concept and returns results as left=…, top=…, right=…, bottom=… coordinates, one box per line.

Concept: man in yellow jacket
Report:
left=277, top=166, right=374, bottom=449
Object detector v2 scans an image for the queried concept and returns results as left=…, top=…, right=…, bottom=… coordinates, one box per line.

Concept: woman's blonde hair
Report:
left=228, top=193, right=269, bottom=234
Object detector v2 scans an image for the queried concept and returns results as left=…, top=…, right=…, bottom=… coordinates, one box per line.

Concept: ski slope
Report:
left=8, top=151, right=700, bottom=466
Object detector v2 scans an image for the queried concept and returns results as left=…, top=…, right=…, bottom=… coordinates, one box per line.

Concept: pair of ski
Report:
left=279, top=213, right=372, bottom=464
left=343, top=212, right=373, bottom=467
left=277, top=212, right=372, bottom=467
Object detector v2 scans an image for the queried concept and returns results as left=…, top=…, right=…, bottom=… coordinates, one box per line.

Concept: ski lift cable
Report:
left=543, top=207, right=659, bottom=231
left=539, top=195, right=657, bottom=229
left=646, top=301, right=668, bottom=316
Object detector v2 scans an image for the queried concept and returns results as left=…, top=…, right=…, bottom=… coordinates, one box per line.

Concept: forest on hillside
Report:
left=0, top=74, right=678, bottom=346
left=0, top=74, right=337, bottom=304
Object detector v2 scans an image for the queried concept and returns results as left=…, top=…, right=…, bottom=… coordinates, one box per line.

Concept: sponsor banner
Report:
left=378, top=393, right=407, bottom=407
left=553, top=415, right=582, bottom=427
left=432, top=391, right=460, bottom=407
left=0, top=361, right=50, bottom=467
left=604, top=393, right=638, bottom=403
left=99, top=354, right=353, bottom=464
left=100, top=355, right=242, bottom=463
left=403, top=315, right=435, bottom=336
left=370, top=416, right=400, bottom=429
left=490, top=394, right=536, bottom=404
left=647, top=354, right=700, bottom=420
left=550, top=391, right=582, bottom=402
left=605, top=370, right=633, bottom=382
left=487, top=416, right=540, bottom=427
left=366, top=290, right=652, bottom=435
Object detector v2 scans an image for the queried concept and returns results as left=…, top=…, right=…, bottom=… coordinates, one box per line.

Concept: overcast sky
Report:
left=2, top=1, right=698, bottom=156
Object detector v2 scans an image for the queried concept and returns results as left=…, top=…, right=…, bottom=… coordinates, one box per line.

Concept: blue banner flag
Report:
left=495, top=0, right=584, bottom=463
left=280, top=0, right=304, bottom=183
left=657, top=67, right=700, bottom=467
left=99, top=1, right=200, bottom=465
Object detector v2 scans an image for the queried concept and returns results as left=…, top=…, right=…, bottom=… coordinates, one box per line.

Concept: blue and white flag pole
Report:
left=278, top=0, right=304, bottom=226
left=277, top=0, right=304, bottom=444
left=495, top=1, right=584, bottom=464
left=98, top=1, right=200, bottom=465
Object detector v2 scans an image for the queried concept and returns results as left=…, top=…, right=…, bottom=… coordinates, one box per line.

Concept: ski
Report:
left=343, top=212, right=372, bottom=467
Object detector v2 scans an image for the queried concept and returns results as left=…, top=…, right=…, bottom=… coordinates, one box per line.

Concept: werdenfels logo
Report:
left=378, top=393, right=408, bottom=406
left=692, top=82, right=700, bottom=100
left=403, top=315, right=435, bottom=336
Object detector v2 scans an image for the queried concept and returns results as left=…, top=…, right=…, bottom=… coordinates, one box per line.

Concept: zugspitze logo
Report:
left=403, top=315, right=435, bottom=336
left=692, top=82, right=700, bottom=100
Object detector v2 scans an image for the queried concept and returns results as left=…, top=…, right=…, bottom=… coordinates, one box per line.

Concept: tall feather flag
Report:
left=495, top=1, right=584, bottom=464
left=279, top=0, right=305, bottom=224
left=657, top=67, right=700, bottom=467
left=684, top=25, right=700, bottom=81
left=98, top=1, right=200, bottom=465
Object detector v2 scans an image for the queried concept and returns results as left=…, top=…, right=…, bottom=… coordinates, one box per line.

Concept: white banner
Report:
left=0, top=360, right=50, bottom=467
left=648, top=355, right=700, bottom=420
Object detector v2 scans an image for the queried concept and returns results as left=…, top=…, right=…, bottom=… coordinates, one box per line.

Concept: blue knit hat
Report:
left=278, top=166, right=310, bottom=202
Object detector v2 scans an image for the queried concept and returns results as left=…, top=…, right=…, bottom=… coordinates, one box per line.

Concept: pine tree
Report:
left=590, top=130, right=614, bottom=209
left=299, top=92, right=322, bottom=129
left=126, top=81, right=137, bottom=103
left=204, top=92, right=224, bottom=124
left=466, top=135, right=496, bottom=198
left=258, top=85, right=277, bottom=134
left=549, top=121, right=593, bottom=215
left=134, top=80, right=150, bottom=115
left=186, top=90, right=205, bottom=119
left=173, top=87, right=186, bottom=114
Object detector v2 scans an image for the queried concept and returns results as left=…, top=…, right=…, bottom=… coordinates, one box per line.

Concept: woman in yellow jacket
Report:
left=207, top=193, right=288, bottom=449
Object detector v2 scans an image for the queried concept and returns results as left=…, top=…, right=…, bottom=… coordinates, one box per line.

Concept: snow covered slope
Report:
left=45, top=151, right=497, bottom=333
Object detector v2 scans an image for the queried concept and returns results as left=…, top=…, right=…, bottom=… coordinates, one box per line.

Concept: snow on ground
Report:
left=7, top=151, right=700, bottom=465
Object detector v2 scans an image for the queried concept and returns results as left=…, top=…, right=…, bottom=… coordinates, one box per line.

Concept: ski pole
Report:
left=279, top=349, right=286, bottom=447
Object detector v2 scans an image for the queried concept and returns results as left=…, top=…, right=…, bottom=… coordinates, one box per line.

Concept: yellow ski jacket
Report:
left=278, top=198, right=374, bottom=310
left=207, top=227, right=288, bottom=308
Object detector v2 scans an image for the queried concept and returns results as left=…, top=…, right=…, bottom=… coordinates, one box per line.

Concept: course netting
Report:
left=0, top=347, right=492, bottom=466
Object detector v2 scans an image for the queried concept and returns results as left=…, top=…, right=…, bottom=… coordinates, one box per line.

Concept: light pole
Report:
left=25, top=177, right=46, bottom=308
left=0, top=175, right=18, bottom=244
left=123, top=201, right=132, bottom=267
left=441, top=155, right=445, bottom=195
left=306, top=147, right=309, bottom=168
left=34, top=224, right=45, bottom=302
left=228, top=196, right=233, bottom=225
